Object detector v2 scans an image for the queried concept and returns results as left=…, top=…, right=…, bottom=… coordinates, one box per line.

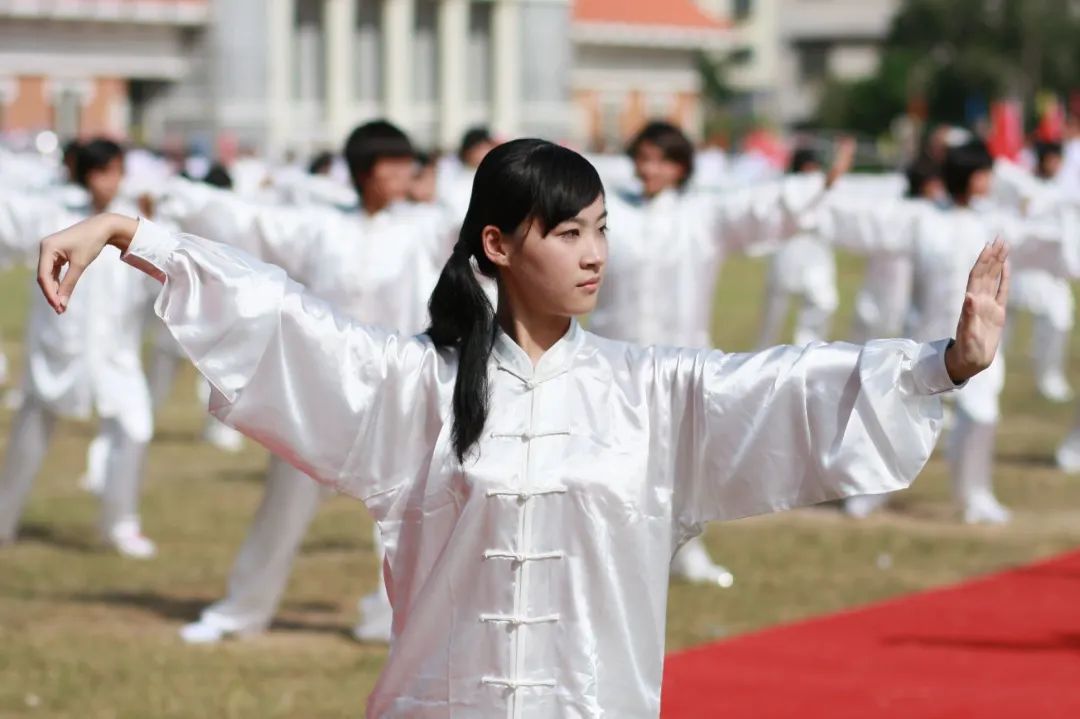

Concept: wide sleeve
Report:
left=987, top=210, right=1080, bottom=278
left=811, top=195, right=922, bottom=255
left=122, top=219, right=448, bottom=504
left=709, top=173, right=828, bottom=253
left=659, top=338, right=957, bottom=530
left=0, top=190, right=60, bottom=266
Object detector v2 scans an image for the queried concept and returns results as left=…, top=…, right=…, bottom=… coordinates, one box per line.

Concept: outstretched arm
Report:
left=38, top=215, right=444, bottom=505
left=666, top=239, right=1008, bottom=529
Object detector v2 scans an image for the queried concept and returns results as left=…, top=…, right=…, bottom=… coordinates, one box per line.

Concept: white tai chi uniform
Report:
left=168, top=188, right=451, bottom=643
left=124, top=217, right=958, bottom=717
left=840, top=174, right=913, bottom=342
left=592, top=174, right=828, bottom=582
left=992, top=159, right=1079, bottom=401
left=0, top=189, right=155, bottom=550
left=819, top=196, right=1075, bottom=522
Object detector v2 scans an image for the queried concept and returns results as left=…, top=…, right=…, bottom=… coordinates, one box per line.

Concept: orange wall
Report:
left=3, top=76, right=51, bottom=131
left=1, top=75, right=127, bottom=138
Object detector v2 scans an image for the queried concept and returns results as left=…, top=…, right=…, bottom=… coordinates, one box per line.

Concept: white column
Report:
left=491, top=0, right=521, bottom=137
left=325, top=0, right=356, bottom=143
left=382, top=0, right=414, bottom=126
left=437, top=0, right=469, bottom=150
left=267, top=0, right=295, bottom=158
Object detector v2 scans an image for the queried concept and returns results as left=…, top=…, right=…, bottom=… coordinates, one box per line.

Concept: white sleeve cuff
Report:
left=912, top=338, right=964, bottom=395
left=121, top=217, right=178, bottom=283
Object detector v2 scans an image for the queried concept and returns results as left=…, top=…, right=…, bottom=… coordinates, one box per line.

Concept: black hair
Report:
left=426, top=139, right=605, bottom=462
left=342, top=120, right=414, bottom=192
left=1035, top=141, right=1063, bottom=179
left=73, top=138, right=124, bottom=188
left=415, top=150, right=437, bottom=168
left=943, top=139, right=993, bottom=202
left=308, top=150, right=334, bottom=175
left=626, top=121, right=695, bottom=188
left=789, top=147, right=821, bottom=174
left=458, top=126, right=494, bottom=162
left=905, top=157, right=942, bottom=199
left=203, top=162, right=233, bottom=189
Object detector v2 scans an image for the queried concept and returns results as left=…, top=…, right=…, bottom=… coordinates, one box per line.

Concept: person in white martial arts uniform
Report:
left=41, top=138, right=1005, bottom=719
left=995, top=142, right=1077, bottom=402
left=846, top=166, right=931, bottom=343
left=438, top=127, right=498, bottom=225
left=827, top=140, right=1075, bottom=524
left=0, top=139, right=157, bottom=558
left=409, top=151, right=439, bottom=205
left=0, top=142, right=84, bottom=409
left=166, top=121, right=453, bottom=646
left=590, top=122, right=854, bottom=586
left=757, top=147, right=841, bottom=348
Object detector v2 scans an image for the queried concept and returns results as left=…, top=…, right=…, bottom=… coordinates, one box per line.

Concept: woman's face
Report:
left=633, top=141, right=685, bottom=197
left=484, top=194, right=608, bottom=318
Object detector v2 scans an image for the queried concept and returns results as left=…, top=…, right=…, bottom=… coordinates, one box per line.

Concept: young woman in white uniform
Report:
left=40, top=139, right=1005, bottom=718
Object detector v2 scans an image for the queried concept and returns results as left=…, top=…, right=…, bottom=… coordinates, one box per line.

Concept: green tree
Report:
left=815, top=0, right=1080, bottom=134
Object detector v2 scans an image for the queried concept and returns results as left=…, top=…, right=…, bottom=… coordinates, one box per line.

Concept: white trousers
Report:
left=1009, top=269, right=1074, bottom=386
left=758, top=239, right=839, bottom=348
left=199, top=455, right=388, bottom=634
left=0, top=393, right=148, bottom=540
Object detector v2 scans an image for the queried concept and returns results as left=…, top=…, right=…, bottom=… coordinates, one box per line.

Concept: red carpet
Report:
left=661, top=550, right=1080, bottom=718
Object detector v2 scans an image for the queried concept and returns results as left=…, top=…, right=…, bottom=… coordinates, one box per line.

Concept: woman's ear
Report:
left=481, top=225, right=511, bottom=268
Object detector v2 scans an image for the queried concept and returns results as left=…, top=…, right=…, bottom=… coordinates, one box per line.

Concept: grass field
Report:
left=1, top=252, right=1079, bottom=719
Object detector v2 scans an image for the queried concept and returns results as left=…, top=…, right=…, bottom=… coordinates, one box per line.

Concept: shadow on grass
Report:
left=995, top=451, right=1058, bottom=469
left=69, top=591, right=361, bottom=640
left=17, top=522, right=97, bottom=553
left=885, top=632, right=1080, bottom=654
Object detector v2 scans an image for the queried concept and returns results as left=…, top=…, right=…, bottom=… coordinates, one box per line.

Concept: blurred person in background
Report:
left=166, top=120, right=454, bottom=646
left=756, top=146, right=840, bottom=348
left=0, top=138, right=157, bottom=558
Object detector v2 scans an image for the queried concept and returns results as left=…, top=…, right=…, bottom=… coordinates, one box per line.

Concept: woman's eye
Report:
left=560, top=229, right=580, bottom=239
left=599, top=225, right=608, bottom=235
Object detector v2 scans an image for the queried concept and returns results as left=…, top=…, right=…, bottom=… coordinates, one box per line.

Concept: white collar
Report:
left=491, top=319, right=585, bottom=383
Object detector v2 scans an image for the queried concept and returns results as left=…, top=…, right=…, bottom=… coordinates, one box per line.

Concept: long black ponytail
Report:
left=427, top=139, right=605, bottom=462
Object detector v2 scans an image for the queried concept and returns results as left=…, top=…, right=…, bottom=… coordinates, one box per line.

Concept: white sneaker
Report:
left=670, top=538, right=735, bottom=588
left=203, top=420, right=244, bottom=453
left=962, top=496, right=1012, bottom=525
left=844, top=494, right=888, bottom=519
left=1057, top=444, right=1080, bottom=474
left=352, top=591, right=393, bottom=643
left=1037, top=374, right=1074, bottom=403
left=179, top=619, right=244, bottom=645
left=104, top=520, right=157, bottom=559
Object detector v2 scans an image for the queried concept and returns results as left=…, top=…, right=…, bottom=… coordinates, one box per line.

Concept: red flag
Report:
left=987, top=99, right=1024, bottom=160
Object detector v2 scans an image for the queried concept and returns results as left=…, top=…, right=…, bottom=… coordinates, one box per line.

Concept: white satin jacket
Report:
left=124, top=218, right=958, bottom=718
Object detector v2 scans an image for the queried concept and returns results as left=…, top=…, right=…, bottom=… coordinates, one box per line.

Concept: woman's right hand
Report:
left=37, top=213, right=139, bottom=314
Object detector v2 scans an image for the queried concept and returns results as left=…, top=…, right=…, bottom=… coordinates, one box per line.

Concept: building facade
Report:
left=0, top=0, right=210, bottom=143
left=571, top=0, right=732, bottom=151
left=0, top=0, right=574, bottom=156
left=702, top=0, right=901, bottom=126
